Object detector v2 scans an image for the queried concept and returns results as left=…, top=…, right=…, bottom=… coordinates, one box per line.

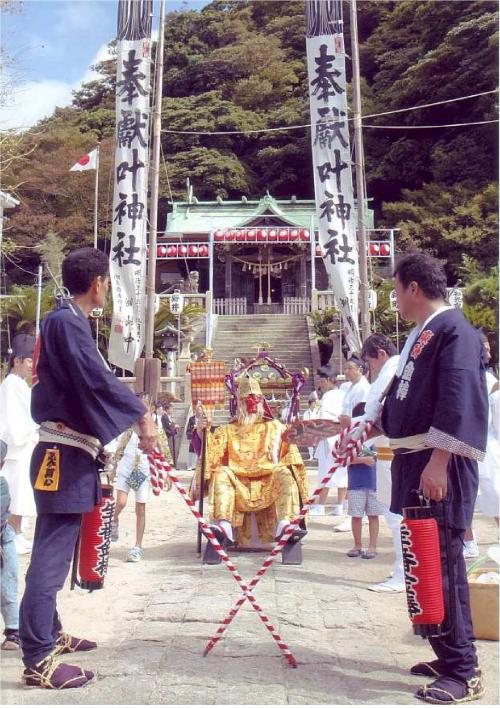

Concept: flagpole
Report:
left=350, top=0, right=370, bottom=341
left=144, top=0, right=165, bottom=360
left=94, top=143, right=100, bottom=249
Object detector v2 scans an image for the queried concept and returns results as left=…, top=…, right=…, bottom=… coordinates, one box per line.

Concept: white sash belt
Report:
left=389, top=433, right=431, bottom=454
left=39, top=422, right=102, bottom=460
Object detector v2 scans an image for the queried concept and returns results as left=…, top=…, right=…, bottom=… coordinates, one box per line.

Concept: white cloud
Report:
left=0, top=41, right=113, bottom=132
left=1, top=80, right=74, bottom=131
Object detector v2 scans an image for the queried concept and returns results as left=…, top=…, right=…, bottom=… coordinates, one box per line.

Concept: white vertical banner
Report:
left=108, top=0, right=153, bottom=371
left=305, top=0, right=361, bottom=353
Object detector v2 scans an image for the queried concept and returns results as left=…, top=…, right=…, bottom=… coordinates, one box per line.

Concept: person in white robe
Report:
left=463, top=332, right=498, bottom=557
left=302, top=392, right=319, bottom=461
left=0, top=334, right=37, bottom=554
left=358, top=333, right=406, bottom=592
left=312, top=367, right=345, bottom=516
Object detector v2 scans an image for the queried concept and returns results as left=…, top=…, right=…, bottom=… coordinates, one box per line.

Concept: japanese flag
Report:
left=70, top=148, right=97, bottom=172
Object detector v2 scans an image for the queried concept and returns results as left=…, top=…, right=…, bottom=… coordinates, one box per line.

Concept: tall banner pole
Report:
left=108, top=0, right=153, bottom=373
left=35, top=264, right=43, bottom=337
left=305, top=0, right=361, bottom=354
left=350, top=0, right=370, bottom=340
left=93, top=143, right=100, bottom=249
left=144, top=0, right=166, bottom=361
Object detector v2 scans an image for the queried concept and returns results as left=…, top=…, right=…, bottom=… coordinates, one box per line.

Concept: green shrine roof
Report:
left=163, top=193, right=374, bottom=236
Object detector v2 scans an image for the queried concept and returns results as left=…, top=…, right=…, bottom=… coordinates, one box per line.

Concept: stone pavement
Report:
left=2, top=469, right=498, bottom=705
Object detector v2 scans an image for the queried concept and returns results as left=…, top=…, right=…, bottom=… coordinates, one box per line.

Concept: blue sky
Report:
left=1, top=0, right=207, bottom=130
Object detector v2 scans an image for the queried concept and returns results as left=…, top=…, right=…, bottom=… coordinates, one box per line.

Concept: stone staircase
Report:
left=210, top=314, right=316, bottom=426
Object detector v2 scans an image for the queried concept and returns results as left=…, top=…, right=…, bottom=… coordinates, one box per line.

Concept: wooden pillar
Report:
left=225, top=252, right=232, bottom=299
left=300, top=253, right=307, bottom=299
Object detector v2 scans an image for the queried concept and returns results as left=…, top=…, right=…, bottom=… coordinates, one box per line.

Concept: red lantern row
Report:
left=157, top=244, right=209, bottom=259
left=214, top=228, right=310, bottom=243
left=369, top=242, right=391, bottom=257
left=314, top=242, right=392, bottom=258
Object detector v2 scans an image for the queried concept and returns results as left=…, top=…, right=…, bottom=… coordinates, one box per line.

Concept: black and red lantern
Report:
left=77, top=485, right=115, bottom=591
left=400, top=504, right=445, bottom=637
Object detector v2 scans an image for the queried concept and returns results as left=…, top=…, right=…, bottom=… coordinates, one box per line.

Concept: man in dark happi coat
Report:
left=382, top=253, right=488, bottom=705
left=19, top=248, right=158, bottom=690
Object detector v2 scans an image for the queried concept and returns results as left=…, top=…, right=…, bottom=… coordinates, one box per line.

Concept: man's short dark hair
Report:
left=62, top=248, right=109, bottom=296
left=361, top=333, right=397, bottom=360
left=394, top=253, right=447, bottom=300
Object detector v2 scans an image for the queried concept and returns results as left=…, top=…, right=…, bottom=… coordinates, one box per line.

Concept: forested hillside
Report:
left=2, top=0, right=498, bottom=335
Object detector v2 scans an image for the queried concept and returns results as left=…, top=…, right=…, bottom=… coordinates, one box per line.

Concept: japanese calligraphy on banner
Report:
left=108, top=0, right=152, bottom=372
left=305, top=0, right=361, bottom=353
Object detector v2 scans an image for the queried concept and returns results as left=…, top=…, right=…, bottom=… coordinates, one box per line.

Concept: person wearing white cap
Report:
left=0, top=334, right=38, bottom=554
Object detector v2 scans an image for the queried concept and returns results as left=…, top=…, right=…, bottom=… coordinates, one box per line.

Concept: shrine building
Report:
left=156, top=193, right=392, bottom=315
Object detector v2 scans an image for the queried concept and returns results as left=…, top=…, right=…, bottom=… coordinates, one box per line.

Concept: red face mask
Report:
left=245, top=394, right=262, bottom=414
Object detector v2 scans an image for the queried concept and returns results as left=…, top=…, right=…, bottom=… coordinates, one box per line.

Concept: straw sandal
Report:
left=411, top=660, right=443, bottom=678
left=55, top=631, right=97, bottom=655
left=415, top=675, right=485, bottom=704
left=23, top=652, right=94, bottom=689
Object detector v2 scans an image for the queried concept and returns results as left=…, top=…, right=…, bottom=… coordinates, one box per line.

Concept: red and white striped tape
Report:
left=203, top=420, right=373, bottom=656
left=147, top=451, right=166, bottom=496
left=151, top=452, right=298, bottom=668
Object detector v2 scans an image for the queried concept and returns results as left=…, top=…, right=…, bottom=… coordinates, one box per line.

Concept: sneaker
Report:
left=463, top=539, right=480, bottom=559
left=55, top=631, right=97, bottom=655
left=22, top=653, right=94, bottom=689
left=1, top=630, right=20, bottom=651
left=333, top=517, right=352, bottom=532
left=14, top=534, right=30, bottom=555
left=368, top=579, right=406, bottom=593
left=110, top=521, right=119, bottom=542
left=309, top=504, right=325, bottom=516
left=127, top=546, right=143, bottom=562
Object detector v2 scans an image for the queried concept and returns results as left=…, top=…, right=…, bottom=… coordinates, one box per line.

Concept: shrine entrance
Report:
left=220, top=243, right=308, bottom=314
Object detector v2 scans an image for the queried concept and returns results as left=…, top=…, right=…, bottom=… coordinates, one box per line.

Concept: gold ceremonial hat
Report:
left=237, top=375, right=262, bottom=398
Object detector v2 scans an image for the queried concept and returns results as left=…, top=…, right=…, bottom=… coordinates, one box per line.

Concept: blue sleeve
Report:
left=53, top=314, right=147, bottom=445
left=424, top=323, right=488, bottom=461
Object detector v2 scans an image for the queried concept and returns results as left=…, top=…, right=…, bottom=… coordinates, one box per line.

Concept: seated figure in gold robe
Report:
left=194, top=376, right=308, bottom=563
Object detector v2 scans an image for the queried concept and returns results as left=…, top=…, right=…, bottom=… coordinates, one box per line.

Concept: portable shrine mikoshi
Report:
left=149, top=416, right=373, bottom=664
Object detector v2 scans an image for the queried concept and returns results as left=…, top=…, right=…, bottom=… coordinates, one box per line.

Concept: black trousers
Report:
left=429, top=525, right=477, bottom=681
left=19, top=513, right=81, bottom=667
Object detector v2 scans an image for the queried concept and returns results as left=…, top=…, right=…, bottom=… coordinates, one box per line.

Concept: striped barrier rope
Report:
left=148, top=451, right=165, bottom=496
left=152, top=453, right=298, bottom=668
left=203, top=419, right=373, bottom=657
